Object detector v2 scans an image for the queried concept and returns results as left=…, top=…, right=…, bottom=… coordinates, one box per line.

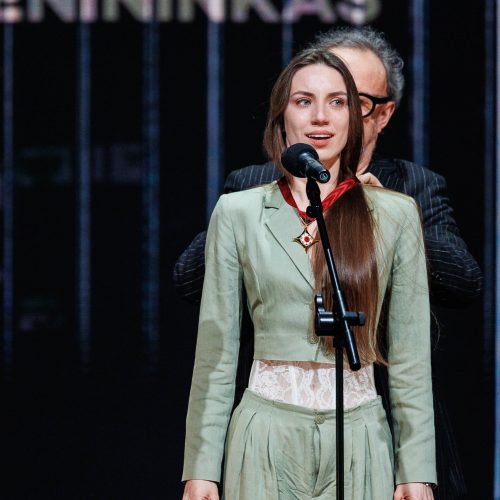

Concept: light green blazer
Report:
left=182, top=182, right=436, bottom=485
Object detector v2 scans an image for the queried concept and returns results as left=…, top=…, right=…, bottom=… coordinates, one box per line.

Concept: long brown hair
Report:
left=263, top=49, right=383, bottom=364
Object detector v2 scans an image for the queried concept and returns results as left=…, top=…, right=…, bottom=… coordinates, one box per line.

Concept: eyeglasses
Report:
left=358, top=92, right=392, bottom=118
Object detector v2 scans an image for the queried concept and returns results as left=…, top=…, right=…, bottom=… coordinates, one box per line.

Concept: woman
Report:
left=182, top=48, right=436, bottom=500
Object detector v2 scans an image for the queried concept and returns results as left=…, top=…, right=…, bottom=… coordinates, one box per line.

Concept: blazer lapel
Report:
left=264, top=184, right=315, bottom=289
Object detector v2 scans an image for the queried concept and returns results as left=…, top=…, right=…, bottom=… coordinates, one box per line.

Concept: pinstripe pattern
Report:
left=174, top=158, right=482, bottom=306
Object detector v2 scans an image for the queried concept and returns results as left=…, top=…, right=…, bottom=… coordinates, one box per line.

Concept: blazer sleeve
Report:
left=182, top=195, right=242, bottom=482
left=386, top=199, right=437, bottom=485
left=410, top=165, right=482, bottom=305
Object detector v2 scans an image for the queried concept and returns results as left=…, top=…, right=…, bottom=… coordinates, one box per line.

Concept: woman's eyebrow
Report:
left=290, top=90, right=348, bottom=97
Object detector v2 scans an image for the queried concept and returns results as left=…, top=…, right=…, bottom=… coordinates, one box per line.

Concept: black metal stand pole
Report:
left=335, top=336, right=344, bottom=499
left=305, top=177, right=364, bottom=500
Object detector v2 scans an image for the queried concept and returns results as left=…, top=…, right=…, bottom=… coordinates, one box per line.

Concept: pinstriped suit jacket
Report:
left=174, top=158, right=482, bottom=306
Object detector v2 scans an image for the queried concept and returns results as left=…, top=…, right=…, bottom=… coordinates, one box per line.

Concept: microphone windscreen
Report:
left=281, top=143, right=319, bottom=177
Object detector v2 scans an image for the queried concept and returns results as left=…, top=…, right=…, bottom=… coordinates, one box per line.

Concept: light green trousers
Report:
left=223, top=390, right=394, bottom=500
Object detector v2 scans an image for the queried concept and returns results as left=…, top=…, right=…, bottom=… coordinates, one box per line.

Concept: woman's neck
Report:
left=287, top=171, right=339, bottom=212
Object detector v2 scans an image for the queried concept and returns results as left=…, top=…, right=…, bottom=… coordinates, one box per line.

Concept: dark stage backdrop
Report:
left=0, top=1, right=495, bottom=498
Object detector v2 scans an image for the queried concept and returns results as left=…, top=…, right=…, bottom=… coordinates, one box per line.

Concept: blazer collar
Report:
left=264, top=183, right=315, bottom=289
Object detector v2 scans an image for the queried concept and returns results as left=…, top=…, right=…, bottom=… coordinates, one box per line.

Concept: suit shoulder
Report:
left=225, top=162, right=281, bottom=192
left=220, top=182, right=276, bottom=210
left=393, top=158, right=444, bottom=184
left=371, top=157, right=444, bottom=182
left=227, top=162, right=276, bottom=177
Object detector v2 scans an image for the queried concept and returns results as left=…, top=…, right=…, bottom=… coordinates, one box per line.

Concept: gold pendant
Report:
left=293, top=217, right=319, bottom=252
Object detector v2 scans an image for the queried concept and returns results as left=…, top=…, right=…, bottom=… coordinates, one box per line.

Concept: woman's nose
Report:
left=312, top=104, right=329, bottom=124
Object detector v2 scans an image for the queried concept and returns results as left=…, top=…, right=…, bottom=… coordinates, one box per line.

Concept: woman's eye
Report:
left=296, top=98, right=311, bottom=107
left=331, top=97, right=346, bottom=107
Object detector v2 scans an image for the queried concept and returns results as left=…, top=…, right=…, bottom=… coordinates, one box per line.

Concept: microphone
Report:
left=281, top=143, right=331, bottom=183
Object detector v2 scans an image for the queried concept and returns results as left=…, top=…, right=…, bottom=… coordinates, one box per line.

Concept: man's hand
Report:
left=394, top=482, right=434, bottom=500
left=182, top=479, right=219, bottom=500
left=357, top=172, right=383, bottom=187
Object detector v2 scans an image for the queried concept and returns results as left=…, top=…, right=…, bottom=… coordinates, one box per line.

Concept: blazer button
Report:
left=314, top=414, right=326, bottom=424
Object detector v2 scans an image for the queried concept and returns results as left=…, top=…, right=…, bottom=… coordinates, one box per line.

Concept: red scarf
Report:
left=277, top=176, right=360, bottom=220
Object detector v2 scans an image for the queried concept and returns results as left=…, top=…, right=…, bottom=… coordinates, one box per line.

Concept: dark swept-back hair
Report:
left=312, top=27, right=405, bottom=107
left=263, top=48, right=383, bottom=364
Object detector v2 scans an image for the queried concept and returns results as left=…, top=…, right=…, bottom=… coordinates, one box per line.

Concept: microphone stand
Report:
left=305, top=177, right=365, bottom=500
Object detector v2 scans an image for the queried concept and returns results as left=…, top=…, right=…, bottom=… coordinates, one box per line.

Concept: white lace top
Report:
left=248, top=360, right=377, bottom=410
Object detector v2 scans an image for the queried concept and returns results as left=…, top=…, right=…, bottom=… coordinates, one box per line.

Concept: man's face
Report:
left=330, top=47, right=396, bottom=172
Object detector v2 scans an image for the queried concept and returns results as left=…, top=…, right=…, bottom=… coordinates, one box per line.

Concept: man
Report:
left=174, top=28, right=482, bottom=499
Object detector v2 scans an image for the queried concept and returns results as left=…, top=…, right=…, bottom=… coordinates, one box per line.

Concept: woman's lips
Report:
left=306, top=132, right=333, bottom=147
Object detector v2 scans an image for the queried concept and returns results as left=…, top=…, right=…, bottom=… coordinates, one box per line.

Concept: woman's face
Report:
left=283, top=63, right=349, bottom=171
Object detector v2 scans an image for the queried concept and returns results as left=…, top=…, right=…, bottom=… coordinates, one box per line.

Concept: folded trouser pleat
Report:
left=223, top=402, right=279, bottom=499
left=223, top=389, right=394, bottom=500
left=364, top=403, right=394, bottom=498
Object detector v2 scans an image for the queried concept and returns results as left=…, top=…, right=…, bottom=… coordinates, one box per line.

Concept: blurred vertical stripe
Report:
left=281, top=13, right=293, bottom=67
left=2, top=25, right=14, bottom=374
left=143, top=14, right=160, bottom=367
left=410, top=0, right=429, bottom=166
left=488, top=0, right=500, bottom=496
left=76, top=22, right=92, bottom=368
left=206, top=20, right=224, bottom=223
